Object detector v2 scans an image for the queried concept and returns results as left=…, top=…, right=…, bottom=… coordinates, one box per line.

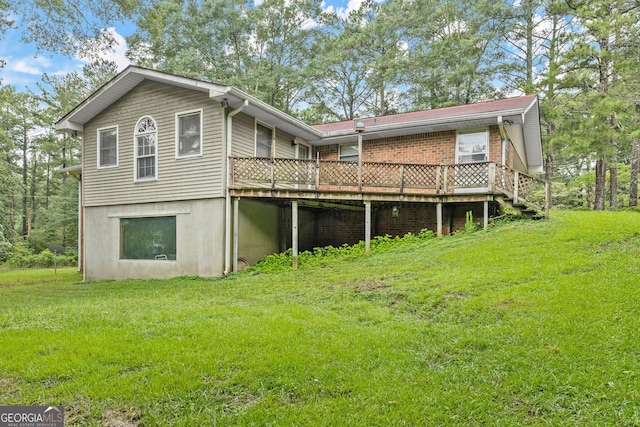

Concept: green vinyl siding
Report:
left=82, top=80, right=225, bottom=207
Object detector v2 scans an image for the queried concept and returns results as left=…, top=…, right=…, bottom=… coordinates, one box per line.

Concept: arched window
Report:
left=135, top=117, right=157, bottom=180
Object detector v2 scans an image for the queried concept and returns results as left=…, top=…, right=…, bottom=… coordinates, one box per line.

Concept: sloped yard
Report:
left=1, top=210, right=639, bottom=425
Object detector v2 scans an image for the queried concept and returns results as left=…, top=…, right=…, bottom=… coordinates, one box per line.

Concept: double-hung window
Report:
left=456, top=129, right=488, bottom=163
left=98, top=126, right=118, bottom=168
left=176, top=110, right=202, bottom=157
left=339, top=143, right=359, bottom=162
left=135, top=117, right=157, bottom=180
left=255, top=123, right=273, bottom=158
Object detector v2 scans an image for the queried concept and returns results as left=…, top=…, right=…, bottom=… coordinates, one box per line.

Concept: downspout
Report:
left=224, top=100, right=248, bottom=275
left=497, top=116, right=510, bottom=167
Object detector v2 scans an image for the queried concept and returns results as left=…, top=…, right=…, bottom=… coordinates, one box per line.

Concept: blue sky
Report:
left=0, top=0, right=364, bottom=92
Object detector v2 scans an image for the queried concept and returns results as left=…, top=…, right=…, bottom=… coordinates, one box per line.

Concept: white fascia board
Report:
left=55, top=119, right=83, bottom=132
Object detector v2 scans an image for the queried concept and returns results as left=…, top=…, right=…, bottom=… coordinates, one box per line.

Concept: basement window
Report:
left=120, top=216, right=176, bottom=260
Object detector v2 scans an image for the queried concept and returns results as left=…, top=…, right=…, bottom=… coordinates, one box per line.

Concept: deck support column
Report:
left=292, top=200, right=299, bottom=269
left=483, top=200, right=489, bottom=231
left=233, top=197, right=240, bottom=272
left=436, top=202, right=443, bottom=238
left=364, top=200, right=371, bottom=253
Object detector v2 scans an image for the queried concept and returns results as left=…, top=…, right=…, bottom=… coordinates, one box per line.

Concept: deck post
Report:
left=436, top=202, right=443, bottom=237
left=270, top=158, right=276, bottom=189
left=233, top=197, right=240, bottom=272
left=357, top=131, right=363, bottom=191
left=483, top=200, right=489, bottom=230
left=364, top=200, right=371, bottom=253
left=443, top=166, right=449, bottom=194
left=487, top=163, right=496, bottom=193
left=513, top=171, right=519, bottom=204
left=292, top=200, right=299, bottom=269
left=315, top=153, right=320, bottom=188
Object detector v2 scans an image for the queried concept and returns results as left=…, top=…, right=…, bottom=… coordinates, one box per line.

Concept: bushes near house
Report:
left=2, top=242, right=77, bottom=268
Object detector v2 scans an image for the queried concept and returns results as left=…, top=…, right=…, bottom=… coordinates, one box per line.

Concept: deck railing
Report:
left=230, top=157, right=548, bottom=212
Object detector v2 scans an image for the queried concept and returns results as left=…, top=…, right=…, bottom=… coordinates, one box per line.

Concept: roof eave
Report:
left=309, top=108, right=528, bottom=145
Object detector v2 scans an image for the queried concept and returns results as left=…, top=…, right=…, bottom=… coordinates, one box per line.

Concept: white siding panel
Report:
left=83, top=80, right=225, bottom=207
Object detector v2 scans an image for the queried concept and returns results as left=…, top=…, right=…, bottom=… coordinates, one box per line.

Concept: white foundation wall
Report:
left=84, top=199, right=225, bottom=280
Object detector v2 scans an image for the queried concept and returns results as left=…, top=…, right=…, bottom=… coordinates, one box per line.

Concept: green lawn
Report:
left=1, top=210, right=639, bottom=426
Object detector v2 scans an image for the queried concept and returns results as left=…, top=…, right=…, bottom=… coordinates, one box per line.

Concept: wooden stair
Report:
left=495, top=195, right=545, bottom=220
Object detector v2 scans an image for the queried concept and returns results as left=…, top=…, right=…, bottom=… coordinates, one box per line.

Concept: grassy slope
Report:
left=0, top=210, right=639, bottom=426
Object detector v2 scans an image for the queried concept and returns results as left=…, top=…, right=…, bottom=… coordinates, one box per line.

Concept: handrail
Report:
left=230, top=156, right=548, bottom=213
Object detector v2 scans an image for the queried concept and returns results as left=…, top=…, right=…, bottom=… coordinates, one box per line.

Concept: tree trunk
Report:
left=21, top=131, right=28, bottom=239
left=594, top=158, right=606, bottom=211
left=609, top=113, right=618, bottom=209
left=630, top=138, right=639, bottom=207
left=545, top=147, right=553, bottom=210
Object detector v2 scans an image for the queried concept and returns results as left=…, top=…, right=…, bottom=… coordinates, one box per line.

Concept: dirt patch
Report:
left=497, top=299, right=516, bottom=307
left=101, top=409, right=140, bottom=427
left=353, top=279, right=391, bottom=293
left=444, top=291, right=468, bottom=299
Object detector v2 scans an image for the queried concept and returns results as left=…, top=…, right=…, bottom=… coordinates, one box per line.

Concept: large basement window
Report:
left=120, top=216, right=176, bottom=260
left=135, top=116, right=158, bottom=180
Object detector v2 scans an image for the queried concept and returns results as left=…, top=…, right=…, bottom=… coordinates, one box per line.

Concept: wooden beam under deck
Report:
left=229, top=187, right=497, bottom=205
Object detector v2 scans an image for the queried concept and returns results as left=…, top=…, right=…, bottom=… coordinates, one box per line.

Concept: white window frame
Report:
left=255, top=121, right=274, bottom=158
left=295, top=140, right=312, bottom=159
left=97, top=125, right=118, bottom=169
left=134, top=116, right=158, bottom=182
left=339, top=143, right=359, bottom=162
left=456, top=128, right=488, bottom=164
left=175, top=109, right=203, bottom=159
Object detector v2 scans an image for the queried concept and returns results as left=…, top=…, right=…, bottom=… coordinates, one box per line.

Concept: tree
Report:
left=395, top=0, right=511, bottom=109
left=303, top=3, right=378, bottom=121
left=561, top=0, right=638, bottom=210
left=128, top=0, right=321, bottom=113
left=4, top=0, right=140, bottom=55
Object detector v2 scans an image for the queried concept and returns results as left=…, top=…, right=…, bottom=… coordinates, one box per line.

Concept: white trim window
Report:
left=339, top=143, right=359, bottom=162
left=456, top=129, right=488, bottom=163
left=134, top=116, right=158, bottom=180
left=176, top=109, right=203, bottom=158
left=296, top=142, right=312, bottom=159
left=255, top=122, right=273, bottom=158
left=97, top=126, right=118, bottom=168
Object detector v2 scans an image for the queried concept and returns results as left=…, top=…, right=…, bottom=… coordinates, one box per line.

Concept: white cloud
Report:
left=334, top=0, right=364, bottom=19
left=10, top=59, right=42, bottom=75
left=75, top=27, right=131, bottom=71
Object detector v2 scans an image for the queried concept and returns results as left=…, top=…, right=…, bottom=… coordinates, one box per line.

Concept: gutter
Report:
left=310, top=109, right=528, bottom=144
left=223, top=99, right=248, bottom=275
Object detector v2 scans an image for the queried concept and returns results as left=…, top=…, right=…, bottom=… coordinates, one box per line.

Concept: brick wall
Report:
left=314, top=209, right=364, bottom=247
left=316, top=126, right=505, bottom=165
left=310, top=201, right=500, bottom=248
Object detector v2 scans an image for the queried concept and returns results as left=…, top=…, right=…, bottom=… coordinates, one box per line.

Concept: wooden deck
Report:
left=229, top=157, right=548, bottom=214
